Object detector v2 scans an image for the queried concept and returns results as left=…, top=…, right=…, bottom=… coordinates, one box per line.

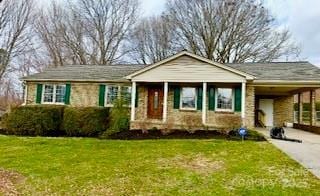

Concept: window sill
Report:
left=41, top=102, right=65, bottom=105
left=105, top=105, right=131, bottom=108
left=214, top=110, right=235, bottom=114
left=179, top=108, right=198, bottom=112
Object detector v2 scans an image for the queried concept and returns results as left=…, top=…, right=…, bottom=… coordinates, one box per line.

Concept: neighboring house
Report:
left=22, top=51, right=320, bottom=131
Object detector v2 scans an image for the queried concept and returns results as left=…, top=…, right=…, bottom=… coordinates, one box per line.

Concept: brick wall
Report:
left=26, top=82, right=100, bottom=107
left=274, top=95, right=294, bottom=127
left=245, top=85, right=255, bottom=128
left=26, top=82, right=37, bottom=105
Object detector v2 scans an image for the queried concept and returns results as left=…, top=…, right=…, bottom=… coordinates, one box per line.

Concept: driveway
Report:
left=257, top=127, right=320, bottom=179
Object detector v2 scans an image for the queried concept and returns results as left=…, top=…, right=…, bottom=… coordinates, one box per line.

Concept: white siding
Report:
left=132, top=55, right=246, bottom=82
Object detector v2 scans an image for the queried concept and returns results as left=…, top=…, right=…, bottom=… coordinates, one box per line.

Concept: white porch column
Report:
left=202, top=82, right=207, bottom=125
left=130, top=81, right=136, bottom=121
left=163, top=82, right=168, bottom=122
left=241, top=82, right=246, bottom=121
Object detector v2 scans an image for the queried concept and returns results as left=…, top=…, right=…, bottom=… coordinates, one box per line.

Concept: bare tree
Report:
left=128, top=16, right=179, bottom=64
left=0, top=0, right=35, bottom=80
left=36, top=0, right=139, bottom=67
left=164, top=0, right=299, bottom=63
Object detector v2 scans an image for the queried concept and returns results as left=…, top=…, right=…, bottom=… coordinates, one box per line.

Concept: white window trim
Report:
left=41, top=84, right=66, bottom=105
left=179, top=87, right=197, bottom=111
left=215, top=87, right=234, bottom=112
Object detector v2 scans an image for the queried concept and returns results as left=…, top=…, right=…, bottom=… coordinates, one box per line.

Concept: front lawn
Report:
left=0, top=135, right=319, bottom=195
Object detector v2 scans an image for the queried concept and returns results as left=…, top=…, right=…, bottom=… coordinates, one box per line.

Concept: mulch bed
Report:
left=0, top=168, right=25, bottom=196
left=107, top=129, right=266, bottom=141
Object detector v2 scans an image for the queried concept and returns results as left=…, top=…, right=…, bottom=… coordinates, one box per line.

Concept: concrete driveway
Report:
left=257, top=127, right=320, bottom=179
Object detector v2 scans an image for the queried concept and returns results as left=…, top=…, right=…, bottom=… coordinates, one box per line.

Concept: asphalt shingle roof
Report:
left=23, top=64, right=147, bottom=82
left=23, top=61, right=320, bottom=82
left=227, top=61, right=320, bottom=81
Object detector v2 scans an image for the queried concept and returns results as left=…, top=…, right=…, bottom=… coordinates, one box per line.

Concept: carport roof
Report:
left=227, top=61, right=320, bottom=81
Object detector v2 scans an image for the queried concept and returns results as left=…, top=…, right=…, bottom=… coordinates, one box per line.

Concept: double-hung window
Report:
left=105, top=85, right=119, bottom=106
left=42, top=84, right=66, bottom=104
left=121, top=86, right=132, bottom=106
left=180, top=87, right=197, bottom=110
left=105, top=85, right=132, bottom=107
left=216, top=88, right=233, bottom=111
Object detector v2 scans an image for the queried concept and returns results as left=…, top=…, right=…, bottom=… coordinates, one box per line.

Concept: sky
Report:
left=141, top=0, right=320, bottom=65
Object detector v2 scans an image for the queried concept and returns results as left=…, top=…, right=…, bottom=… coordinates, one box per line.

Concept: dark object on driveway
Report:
left=270, top=127, right=302, bottom=143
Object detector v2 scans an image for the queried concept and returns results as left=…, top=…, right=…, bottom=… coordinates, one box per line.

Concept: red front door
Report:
left=147, top=86, right=163, bottom=119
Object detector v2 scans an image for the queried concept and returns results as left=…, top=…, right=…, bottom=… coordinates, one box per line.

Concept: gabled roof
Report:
left=22, top=51, right=320, bottom=83
left=125, top=51, right=255, bottom=80
left=22, top=64, right=147, bottom=82
left=227, top=61, right=320, bottom=81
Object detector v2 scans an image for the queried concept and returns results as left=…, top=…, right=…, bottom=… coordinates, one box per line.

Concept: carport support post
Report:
left=298, top=93, right=303, bottom=124
left=130, top=81, right=136, bottom=121
left=310, top=90, right=316, bottom=126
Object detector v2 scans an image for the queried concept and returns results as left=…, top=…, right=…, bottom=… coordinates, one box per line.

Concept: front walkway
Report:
left=256, top=127, right=320, bottom=179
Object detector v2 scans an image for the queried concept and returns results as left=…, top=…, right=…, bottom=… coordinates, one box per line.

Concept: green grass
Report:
left=0, top=135, right=319, bottom=195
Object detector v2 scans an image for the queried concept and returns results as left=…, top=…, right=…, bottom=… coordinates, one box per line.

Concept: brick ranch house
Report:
left=22, top=51, right=320, bottom=131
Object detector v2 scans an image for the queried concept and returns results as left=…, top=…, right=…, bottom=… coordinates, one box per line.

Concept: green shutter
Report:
left=135, top=86, right=138, bottom=108
left=64, top=83, right=71, bottom=105
left=235, top=86, right=242, bottom=112
left=197, top=87, right=203, bottom=110
left=36, top=84, right=43, bottom=104
left=208, top=87, right=215, bottom=111
left=99, top=84, right=106, bottom=107
left=173, top=86, right=180, bottom=109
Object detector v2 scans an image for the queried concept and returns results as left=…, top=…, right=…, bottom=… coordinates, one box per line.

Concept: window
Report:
left=180, top=87, right=197, bottom=110
left=121, top=86, right=132, bottom=106
left=105, top=85, right=119, bottom=106
left=216, top=88, right=233, bottom=111
left=42, top=84, right=66, bottom=104
left=55, top=85, right=66, bottom=103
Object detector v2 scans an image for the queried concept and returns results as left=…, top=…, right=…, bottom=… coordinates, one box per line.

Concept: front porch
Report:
left=130, top=82, right=248, bottom=131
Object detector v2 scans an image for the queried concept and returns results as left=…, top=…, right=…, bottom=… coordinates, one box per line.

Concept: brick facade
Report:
left=27, top=81, right=296, bottom=130
left=26, top=82, right=100, bottom=107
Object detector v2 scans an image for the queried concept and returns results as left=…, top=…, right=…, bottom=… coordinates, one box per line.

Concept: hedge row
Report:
left=2, top=106, right=109, bottom=137
left=63, top=107, right=109, bottom=137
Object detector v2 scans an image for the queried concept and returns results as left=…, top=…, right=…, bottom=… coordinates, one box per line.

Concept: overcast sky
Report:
left=141, top=0, right=320, bottom=65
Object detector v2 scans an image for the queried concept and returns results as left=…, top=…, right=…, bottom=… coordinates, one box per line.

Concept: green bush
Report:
left=103, top=99, right=129, bottom=137
left=3, top=105, right=65, bottom=136
left=63, top=107, right=109, bottom=137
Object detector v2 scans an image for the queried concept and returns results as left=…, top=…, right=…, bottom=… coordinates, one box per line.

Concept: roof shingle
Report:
left=23, top=61, right=320, bottom=82
left=227, top=61, right=320, bottom=81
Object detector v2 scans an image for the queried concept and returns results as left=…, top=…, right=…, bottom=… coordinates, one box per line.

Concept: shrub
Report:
left=3, top=105, right=65, bottom=136
left=63, top=107, right=109, bottom=137
left=103, top=99, right=129, bottom=137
